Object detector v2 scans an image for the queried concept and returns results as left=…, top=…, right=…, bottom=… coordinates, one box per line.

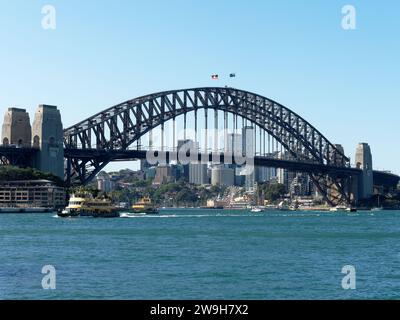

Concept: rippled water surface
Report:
left=1, top=209, right=400, bottom=299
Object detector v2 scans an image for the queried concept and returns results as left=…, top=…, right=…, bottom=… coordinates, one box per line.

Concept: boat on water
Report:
left=58, top=195, right=120, bottom=218
left=277, top=201, right=290, bottom=211
left=131, top=197, right=159, bottom=214
left=329, top=206, right=357, bottom=212
left=250, top=207, right=263, bottom=213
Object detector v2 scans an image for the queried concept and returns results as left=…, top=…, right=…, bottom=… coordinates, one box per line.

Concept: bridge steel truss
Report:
left=0, top=147, right=37, bottom=167
left=64, top=87, right=355, bottom=205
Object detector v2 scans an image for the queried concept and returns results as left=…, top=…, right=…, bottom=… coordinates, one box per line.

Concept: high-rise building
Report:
left=211, top=165, right=235, bottom=187
left=226, top=133, right=242, bottom=157
left=276, top=151, right=296, bottom=192
left=140, top=159, right=151, bottom=172
left=144, top=166, right=157, bottom=180
left=241, top=126, right=254, bottom=157
left=226, top=133, right=243, bottom=186
left=242, top=126, right=255, bottom=192
left=153, top=165, right=175, bottom=185
left=256, top=151, right=278, bottom=184
left=256, top=166, right=276, bottom=183
left=177, top=139, right=198, bottom=180
left=189, top=162, right=208, bottom=185
left=289, top=173, right=312, bottom=197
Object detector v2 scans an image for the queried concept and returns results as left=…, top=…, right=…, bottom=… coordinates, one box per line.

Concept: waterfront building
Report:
left=0, top=180, right=65, bottom=208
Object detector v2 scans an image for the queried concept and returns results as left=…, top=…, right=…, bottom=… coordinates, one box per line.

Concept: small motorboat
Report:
left=250, top=207, right=263, bottom=213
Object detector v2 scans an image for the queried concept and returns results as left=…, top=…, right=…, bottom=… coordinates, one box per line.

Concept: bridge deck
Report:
left=64, top=148, right=360, bottom=175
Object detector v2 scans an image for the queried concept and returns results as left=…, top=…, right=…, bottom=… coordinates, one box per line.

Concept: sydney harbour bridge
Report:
left=1, top=87, right=399, bottom=206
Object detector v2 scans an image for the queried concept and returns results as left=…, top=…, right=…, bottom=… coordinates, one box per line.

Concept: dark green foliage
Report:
left=175, top=189, right=198, bottom=204
left=0, top=166, right=64, bottom=187
left=259, top=183, right=286, bottom=202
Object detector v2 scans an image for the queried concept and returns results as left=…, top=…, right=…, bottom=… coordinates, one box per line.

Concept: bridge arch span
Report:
left=64, top=87, right=349, bottom=169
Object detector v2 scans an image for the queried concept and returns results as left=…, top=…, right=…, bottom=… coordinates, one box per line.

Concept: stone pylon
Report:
left=1, top=107, right=31, bottom=147
left=355, top=143, right=373, bottom=200
left=32, top=105, right=64, bottom=178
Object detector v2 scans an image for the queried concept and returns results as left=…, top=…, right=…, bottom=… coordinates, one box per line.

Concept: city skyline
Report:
left=1, top=1, right=399, bottom=174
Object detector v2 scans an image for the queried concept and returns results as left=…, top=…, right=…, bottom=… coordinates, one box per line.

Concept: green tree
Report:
left=176, top=189, right=198, bottom=205
left=0, top=166, right=64, bottom=186
left=263, top=183, right=286, bottom=202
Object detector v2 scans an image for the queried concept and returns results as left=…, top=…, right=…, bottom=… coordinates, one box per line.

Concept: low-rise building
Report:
left=0, top=180, right=65, bottom=208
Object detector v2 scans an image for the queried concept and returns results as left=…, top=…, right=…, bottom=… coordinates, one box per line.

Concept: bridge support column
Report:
left=311, top=173, right=353, bottom=206
left=32, top=105, right=64, bottom=179
left=355, top=143, right=374, bottom=200
left=1, top=108, right=31, bottom=148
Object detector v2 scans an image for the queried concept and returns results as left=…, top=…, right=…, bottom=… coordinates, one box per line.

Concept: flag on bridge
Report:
left=211, top=74, right=219, bottom=80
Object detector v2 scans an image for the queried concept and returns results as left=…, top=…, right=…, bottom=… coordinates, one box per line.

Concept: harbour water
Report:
left=1, top=209, right=400, bottom=300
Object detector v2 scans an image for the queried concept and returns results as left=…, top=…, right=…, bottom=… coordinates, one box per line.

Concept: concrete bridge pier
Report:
left=31, top=105, right=64, bottom=179
left=349, top=143, right=374, bottom=205
left=1, top=107, right=31, bottom=147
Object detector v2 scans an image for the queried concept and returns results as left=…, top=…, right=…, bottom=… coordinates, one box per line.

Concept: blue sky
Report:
left=0, top=0, right=399, bottom=173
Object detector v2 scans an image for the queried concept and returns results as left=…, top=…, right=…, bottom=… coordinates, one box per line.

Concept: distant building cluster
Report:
left=89, top=125, right=378, bottom=206
left=103, top=128, right=317, bottom=199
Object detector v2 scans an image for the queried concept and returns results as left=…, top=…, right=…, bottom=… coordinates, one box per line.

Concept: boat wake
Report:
left=118, top=213, right=256, bottom=219
left=119, top=212, right=146, bottom=218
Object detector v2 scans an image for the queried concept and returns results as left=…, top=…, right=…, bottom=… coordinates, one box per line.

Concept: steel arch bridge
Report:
left=63, top=87, right=354, bottom=205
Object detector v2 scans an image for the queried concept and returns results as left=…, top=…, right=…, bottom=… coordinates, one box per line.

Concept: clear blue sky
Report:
left=0, top=0, right=399, bottom=173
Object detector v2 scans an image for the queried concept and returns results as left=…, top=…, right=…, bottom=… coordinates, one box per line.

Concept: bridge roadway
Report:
left=0, top=146, right=38, bottom=166
left=0, top=146, right=398, bottom=188
left=63, top=148, right=400, bottom=187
